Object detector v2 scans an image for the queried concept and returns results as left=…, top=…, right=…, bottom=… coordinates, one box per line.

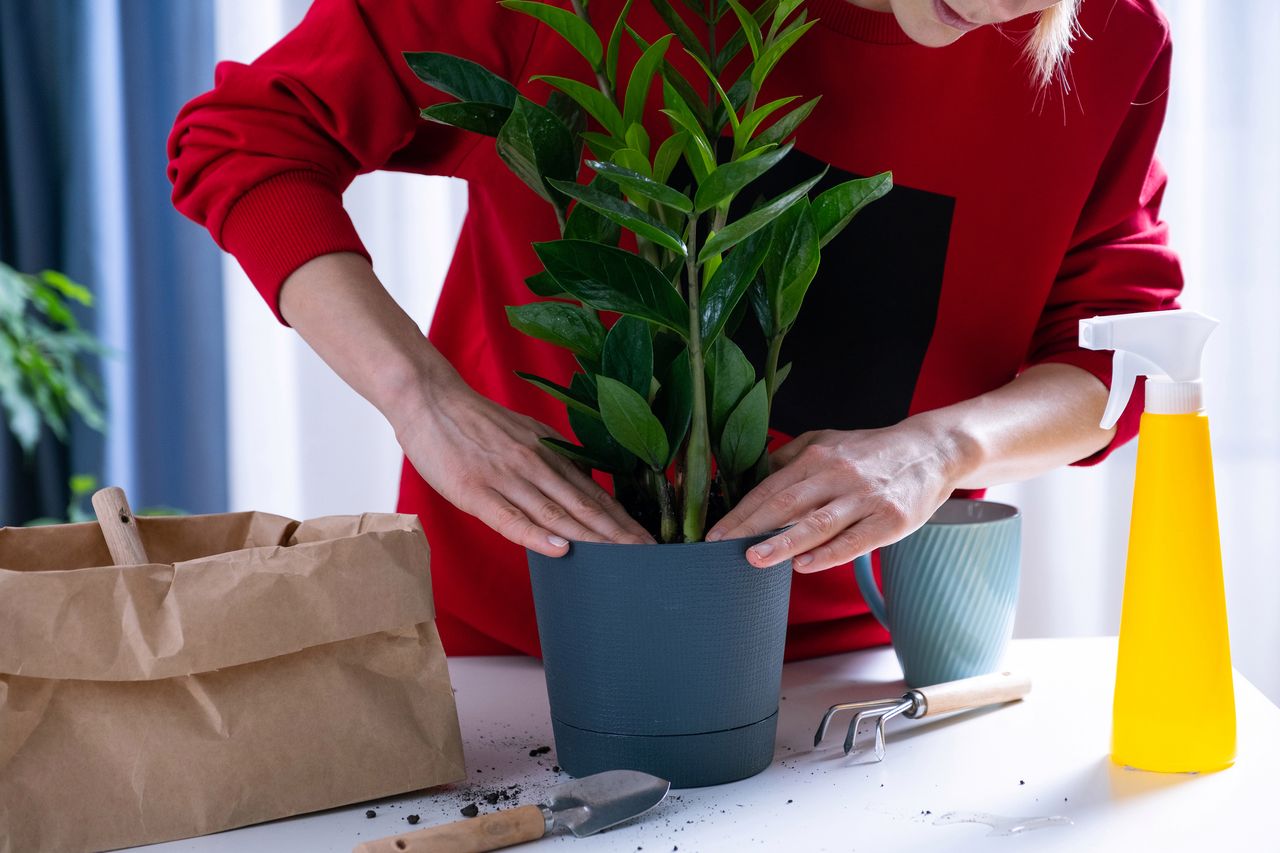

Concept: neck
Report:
left=845, top=0, right=894, bottom=11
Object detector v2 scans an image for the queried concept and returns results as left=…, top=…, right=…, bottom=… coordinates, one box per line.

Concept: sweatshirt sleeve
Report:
left=167, top=0, right=536, bottom=323
left=1023, top=25, right=1183, bottom=465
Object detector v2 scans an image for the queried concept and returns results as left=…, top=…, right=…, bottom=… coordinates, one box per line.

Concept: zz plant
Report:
left=406, top=0, right=890, bottom=543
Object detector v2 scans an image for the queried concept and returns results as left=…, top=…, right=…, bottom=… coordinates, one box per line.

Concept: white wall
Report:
left=217, top=0, right=1279, bottom=703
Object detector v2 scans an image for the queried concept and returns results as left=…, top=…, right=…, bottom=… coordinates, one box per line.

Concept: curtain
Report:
left=0, top=0, right=228, bottom=523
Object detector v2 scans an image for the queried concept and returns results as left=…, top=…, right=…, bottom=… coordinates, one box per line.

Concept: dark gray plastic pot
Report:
left=527, top=531, right=792, bottom=789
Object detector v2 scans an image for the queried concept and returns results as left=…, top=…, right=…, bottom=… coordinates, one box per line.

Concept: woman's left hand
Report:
left=705, top=420, right=965, bottom=572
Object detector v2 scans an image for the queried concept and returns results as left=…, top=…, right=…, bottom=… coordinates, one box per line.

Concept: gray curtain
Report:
left=0, top=0, right=228, bottom=523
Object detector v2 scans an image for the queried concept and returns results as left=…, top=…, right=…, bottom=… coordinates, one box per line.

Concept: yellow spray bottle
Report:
left=1080, top=309, right=1234, bottom=773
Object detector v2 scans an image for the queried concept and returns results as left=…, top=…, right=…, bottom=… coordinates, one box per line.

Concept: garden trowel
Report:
left=353, top=769, right=670, bottom=853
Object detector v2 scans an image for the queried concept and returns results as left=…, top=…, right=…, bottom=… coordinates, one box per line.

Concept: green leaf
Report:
left=605, top=0, right=634, bottom=88
left=698, top=168, right=825, bottom=262
left=752, top=16, right=816, bottom=91
left=775, top=360, right=793, bottom=390
left=725, top=0, right=763, bottom=59
left=700, top=224, right=772, bottom=346
left=540, top=436, right=613, bottom=471
left=500, top=0, right=604, bottom=67
left=812, top=171, right=893, bottom=248
left=763, top=197, right=820, bottom=331
left=735, top=95, right=797, bottom=152
left=516, top=371, right=602, bottom=419
left=533, top=75, right=626, bottom=139
left=718, top=378, right=768, bottom=475
left=569, top=381, right=639, bottom=473
left=69, top=473, right=97, bottom=496
left=652, top=132, right=688, bottom=184
left=694, top=142, right=793, bottom=213
left=534, top=240, right=690, bottom=338
left=714, top=0, right=779, bottom=71
left=648, top=0, right=709, bottom=66
left=587, top=159, right=693, bottom=212
left=420, top=102, right=511, bottom=137
left=655, top=349, right=693, bottom=465
left=706, top=335, right=756, bottom=442
left=404, top=52, right=519, bottom=108
left=624, top=34, right=673, bottom=128
left=40, top=271, right=92, bottom=306
left=602, top=315, right=654, bottom=397
left=752, top=95, right=819, bottom=150
left=624, top=123, right=651, bottom=158
left=564, top=173, right=623, bottom=245
left=506, top=302, right=607, bottom=367
left=610, top=147, right=651, bottom=176
left=525, top=271, right=568, bottom=297
left=497, top=96, right=579, bottom=215
left=597, top=375, right=669, bottom=469
left=685, top=50, right=739, bottom=135
left=548, top=179, right=687, bottom=255
left=581, top=131, right=623, bottom=159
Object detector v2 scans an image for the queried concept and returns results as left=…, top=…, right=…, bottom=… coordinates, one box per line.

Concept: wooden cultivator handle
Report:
left=92, top=486, right=151, bottom=565
left=353, top=804, right=549, bottom=853
left=912, top=671, right=1032, bottom=718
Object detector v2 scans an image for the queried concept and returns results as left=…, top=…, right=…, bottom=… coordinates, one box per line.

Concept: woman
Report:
left=168, top=0, right=1180, bottom=658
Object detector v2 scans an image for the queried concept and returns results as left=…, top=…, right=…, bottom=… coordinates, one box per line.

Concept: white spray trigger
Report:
left=1080, top=310, right=1218, bottom=429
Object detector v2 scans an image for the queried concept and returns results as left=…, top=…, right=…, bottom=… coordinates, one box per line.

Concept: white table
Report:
left=141, top=638, right=1280, bottom=852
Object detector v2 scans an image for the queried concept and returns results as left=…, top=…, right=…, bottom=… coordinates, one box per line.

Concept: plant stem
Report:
left=569, top=0, right=618, bottom=103
left=749, top=331, right=785, bottom=488
left=682, top=216, right=712, bottom=541
left=648, top=467, right=678, bottom=543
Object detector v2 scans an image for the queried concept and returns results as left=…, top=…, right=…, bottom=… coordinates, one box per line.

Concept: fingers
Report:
left=742, top=498, right=865, bottom=568
left=792, top=512, right=903, bottom=574
left=475, top=489, right=572, bottom=557
left=538, top=456, right=656, bottom=544
left=504, top=479, right=616, bottom=546
left=769, top=432, right=819, bottom=469
left=706, top=461, right=814, bottom=542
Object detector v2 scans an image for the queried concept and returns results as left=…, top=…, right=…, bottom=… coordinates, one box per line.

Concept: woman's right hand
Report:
left=393, top=374, right=655, bottom=556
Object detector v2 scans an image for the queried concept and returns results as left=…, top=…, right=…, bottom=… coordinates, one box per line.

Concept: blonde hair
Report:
left=1027, top=0, right=1082, bottom=88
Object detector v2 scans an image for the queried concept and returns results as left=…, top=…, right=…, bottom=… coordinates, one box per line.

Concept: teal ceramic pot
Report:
left=527, top=532, right=793, bottom=788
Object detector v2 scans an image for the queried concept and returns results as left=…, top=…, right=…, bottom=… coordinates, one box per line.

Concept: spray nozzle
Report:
left=1079, top=310, right=1218, bottom=429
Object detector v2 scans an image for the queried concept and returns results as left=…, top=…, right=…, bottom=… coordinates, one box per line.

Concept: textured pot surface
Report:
left=527, top=532, right=792, bottom=788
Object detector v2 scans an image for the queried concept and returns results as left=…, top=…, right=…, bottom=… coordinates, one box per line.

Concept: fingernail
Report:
left=750, top=543, right=774, bottom=561
left=548, top=535, right=569, bottom=547
left=795, top=553, right=814, bottom=569
left=706, top=529, right=724, bottom=541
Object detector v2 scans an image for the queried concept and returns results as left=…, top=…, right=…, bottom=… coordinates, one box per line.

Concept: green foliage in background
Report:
left=406, top=0, right=891, bottom=542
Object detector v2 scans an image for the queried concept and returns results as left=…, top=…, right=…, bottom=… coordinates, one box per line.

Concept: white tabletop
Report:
left=141, top=637, right=1280, bottom=852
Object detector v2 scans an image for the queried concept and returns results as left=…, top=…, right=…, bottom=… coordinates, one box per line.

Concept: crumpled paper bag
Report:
left=0, top=511, right=465, bottom=853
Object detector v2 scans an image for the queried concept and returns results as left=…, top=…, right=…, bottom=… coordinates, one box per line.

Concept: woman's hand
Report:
left=393, top=376, right=655, bottom=557
left=705, top=420, right=964, bottom=572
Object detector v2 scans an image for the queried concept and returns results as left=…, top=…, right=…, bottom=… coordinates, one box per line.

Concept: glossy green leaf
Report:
left=812, top=171, right=893, bottom=248
left=569, top=380, right=639, bottom=473
left=525, top=271, right=567, bottom=297
left=624, top=123, right=651, bottom=158
left=706, top=335, right=755, bottom=441
left=540, top=436, right=613, bottom=471
left=597, top=375, right=669, bottom=469
left=563, top=174, right=623, bottom=245
left=752, top=16, right=816, bottom=90
left=751, top=95, right=819, bottom=150
left=764, top=197, right=820, bottom=331
left=747, top=275, right=774, bottom=337
left=655, top=349, right=693, bottom=465
left=652, top=132, right=688, bottom=183
left=500, top=1, right=604, bottom=67
left=533, top=75, right=626, bottom=138
left=548, top=179, right=687, bottom=255
left=624, top=34, right=673, bottom=128
left=506, top=302, right=607, bottom=367
left=404, top=52, right=518, bottom=107
left=516, top=371, right=601, bottom=419
left=769, top=0, right=805, bottom=40
left=603, top=315, right=654, bottom=397
left=698, top=169, right=825, bottom=263
left=718, top=378, right=768, bottom=475
left=581, top=131, right=623, bottom=159
left=534, top=240, right=689, bottom=337
left=648, top=0, right=709, bottom=66
left=497, top=96, right=578, bottom=214
left=605, top=0, right=634, bottom=88
left=694, top=142, right=793, bottom=212
left=587, top=159, right=693, bottom=212
left=713, top=0, right=779, bottom=71
left=726, top=0, right=762, bottom=59
left=611, top=146, right=652, bottom=177
left=734, top=95, right=797, bottom=152
left=700, top=224, right=772, bottom=346
left=419, top=102, right=511, bottom=137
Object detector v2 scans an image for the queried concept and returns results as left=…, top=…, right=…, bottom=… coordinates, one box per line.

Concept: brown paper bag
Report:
left=0, top=511, right=465, bottom=853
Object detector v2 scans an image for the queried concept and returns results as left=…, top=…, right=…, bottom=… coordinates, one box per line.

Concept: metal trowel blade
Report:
left=544, top=769, right=670, bottom=838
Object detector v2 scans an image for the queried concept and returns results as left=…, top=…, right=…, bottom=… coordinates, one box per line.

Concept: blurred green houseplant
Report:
left=407, top=0, right=890, bottom=542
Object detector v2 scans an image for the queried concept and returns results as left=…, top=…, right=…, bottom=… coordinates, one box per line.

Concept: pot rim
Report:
left=545, top=527, right=787, bottom=552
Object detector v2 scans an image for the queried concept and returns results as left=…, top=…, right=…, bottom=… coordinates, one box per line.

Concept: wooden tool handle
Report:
left=914, top=671, right=1031, bottom=718
left=353, top=805, right=548, bottom=853
left=91, top=487, right=151, bottom=566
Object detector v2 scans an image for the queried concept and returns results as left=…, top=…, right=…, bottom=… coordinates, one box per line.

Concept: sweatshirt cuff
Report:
left=219, top=171, right=371, bottom=325
left=1030, top=347, right=1144, bottom=466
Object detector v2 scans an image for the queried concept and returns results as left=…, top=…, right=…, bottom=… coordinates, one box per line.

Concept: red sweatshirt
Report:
left=168, top=0, right=1181, bottom=659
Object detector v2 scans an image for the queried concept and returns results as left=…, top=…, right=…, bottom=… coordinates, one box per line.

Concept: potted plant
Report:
left=405, top=0, right=890, bottom=787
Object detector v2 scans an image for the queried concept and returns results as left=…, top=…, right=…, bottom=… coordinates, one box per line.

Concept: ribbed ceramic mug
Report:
left=853, top=499, right=1021, bottom=687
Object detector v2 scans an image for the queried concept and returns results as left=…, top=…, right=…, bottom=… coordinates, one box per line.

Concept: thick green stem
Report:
left=749, top=331, right=785, bottom=487
left=648, top=467, right=678, bottom=543
left=682, top=217, right=712, bottom=541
